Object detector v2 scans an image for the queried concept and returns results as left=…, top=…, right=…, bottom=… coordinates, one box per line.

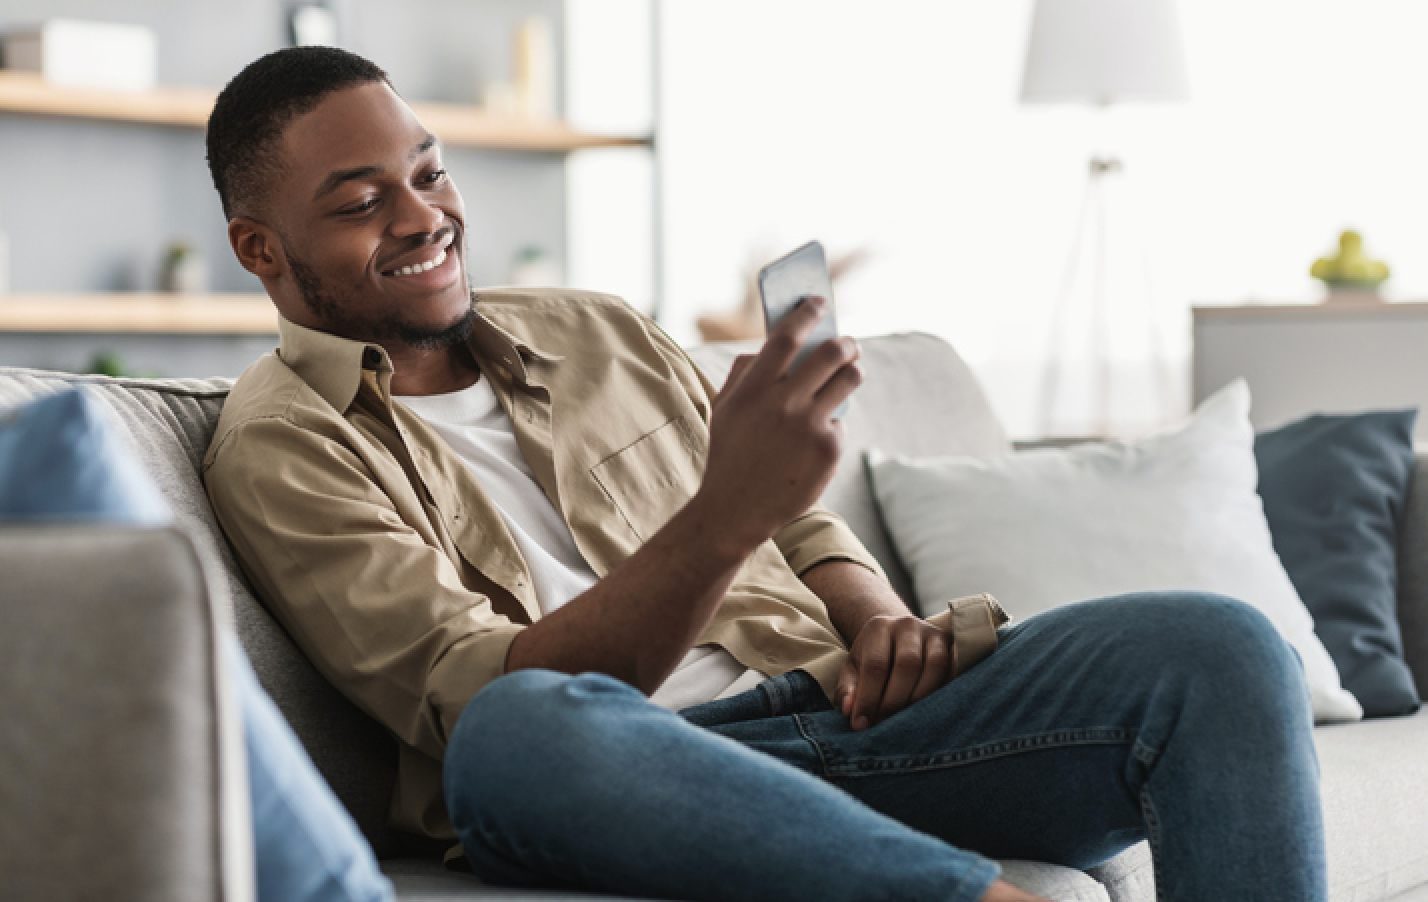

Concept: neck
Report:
left=386, top=342, right=482, bottom=397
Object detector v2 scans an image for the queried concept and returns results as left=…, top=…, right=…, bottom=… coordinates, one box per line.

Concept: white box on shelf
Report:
left=2, top=20, right=158, bottom=93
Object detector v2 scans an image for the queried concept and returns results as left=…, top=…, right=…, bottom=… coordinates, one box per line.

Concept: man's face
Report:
left=260, top=81, right=471, bottom=348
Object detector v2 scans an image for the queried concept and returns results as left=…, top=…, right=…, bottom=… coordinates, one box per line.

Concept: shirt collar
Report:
left=278, top=316, right=391, bottom=413
left=468, top=299, right=563, bottom=386
left=276, top=294, right=564, bottom=412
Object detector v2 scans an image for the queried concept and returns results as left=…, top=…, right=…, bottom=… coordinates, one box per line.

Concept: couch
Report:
left=3, top=332, right=1428, bottom=902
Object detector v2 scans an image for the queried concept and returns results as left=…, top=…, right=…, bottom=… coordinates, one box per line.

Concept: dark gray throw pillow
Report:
left=1255, top=409, right=1420, bottom=717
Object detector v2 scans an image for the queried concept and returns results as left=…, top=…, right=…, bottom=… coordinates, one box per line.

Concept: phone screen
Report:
left=758, top=240, right=848, bottom=417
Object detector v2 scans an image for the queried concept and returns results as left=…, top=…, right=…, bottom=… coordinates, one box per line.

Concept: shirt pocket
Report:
left=592, top=415, right=703, bottom=541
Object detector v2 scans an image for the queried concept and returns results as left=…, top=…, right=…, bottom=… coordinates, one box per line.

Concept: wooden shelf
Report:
left=0, top=71, right=650, bottom=152
left=0, top=294, right=278, bottom=334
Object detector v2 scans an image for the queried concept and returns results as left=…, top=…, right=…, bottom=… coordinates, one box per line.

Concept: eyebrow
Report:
left=312, top=133, right=439, bottom=201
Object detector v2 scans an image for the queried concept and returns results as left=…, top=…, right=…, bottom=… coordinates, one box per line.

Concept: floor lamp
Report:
left=1021, top=0, right=1189, bottom=438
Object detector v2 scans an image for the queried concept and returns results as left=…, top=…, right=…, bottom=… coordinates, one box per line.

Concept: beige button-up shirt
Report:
left=203, top=287, right=885, bottom=839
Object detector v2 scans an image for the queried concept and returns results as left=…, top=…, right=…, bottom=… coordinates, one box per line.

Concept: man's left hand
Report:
left=834, top=614, right=953, bottom=731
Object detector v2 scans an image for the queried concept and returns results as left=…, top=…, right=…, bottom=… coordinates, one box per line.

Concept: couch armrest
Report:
left=1398, top=454, right=1428, bottom=700
left=0, top=526, right=253, bottom=902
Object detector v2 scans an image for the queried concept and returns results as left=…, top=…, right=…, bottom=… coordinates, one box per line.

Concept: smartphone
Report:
left=758, top=240, right=850, bottom=418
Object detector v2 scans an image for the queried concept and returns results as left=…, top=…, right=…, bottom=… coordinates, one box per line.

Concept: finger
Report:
left=877, top=628, right=925, bottom=720
left=785, top=334, right=859, bottom=409
left=809, top=356, right=863, bottom=421
left=835, top=659, right=858, bottom=717
left=747, top=296, right=830, bottom=384
left=910, top=630, right=952, bottom=705
left=850, top=628, right=891, bottom=731
left=719, top=353, right=758, bottom=397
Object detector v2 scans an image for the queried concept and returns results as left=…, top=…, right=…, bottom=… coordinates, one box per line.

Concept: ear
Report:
left=228, top=217, right=285, bottom=279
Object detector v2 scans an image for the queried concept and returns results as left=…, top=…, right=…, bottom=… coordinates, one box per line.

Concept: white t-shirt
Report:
left=396, top=377, right=765, bottom=710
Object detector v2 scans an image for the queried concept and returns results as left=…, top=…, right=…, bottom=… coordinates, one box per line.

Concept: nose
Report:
left=389, top=184, right=446, bottom=238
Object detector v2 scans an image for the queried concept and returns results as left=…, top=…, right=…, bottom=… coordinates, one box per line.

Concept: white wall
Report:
left=570, top=1, right=1428, bottom=438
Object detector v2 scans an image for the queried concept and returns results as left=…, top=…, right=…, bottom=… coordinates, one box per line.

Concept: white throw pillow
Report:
left=866, top=380, right=1363, bottom=724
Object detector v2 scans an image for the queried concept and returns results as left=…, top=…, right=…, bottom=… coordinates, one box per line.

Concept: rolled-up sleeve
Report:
left=204, top=416, right=521, bottom=759
left=773, top=506, right=887, bottom=580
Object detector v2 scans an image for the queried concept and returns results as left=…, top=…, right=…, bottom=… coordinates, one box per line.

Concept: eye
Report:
left=421, top=168, right=448, bottom=186
left=339, top=197, right=379, bottom=215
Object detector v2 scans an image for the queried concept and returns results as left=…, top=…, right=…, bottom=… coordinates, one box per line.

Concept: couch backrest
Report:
left=1397, top=456, right=1428, bottom=699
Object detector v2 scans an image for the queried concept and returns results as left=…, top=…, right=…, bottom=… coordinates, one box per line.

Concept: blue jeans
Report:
left=444, top=593, right=1326, bottom=902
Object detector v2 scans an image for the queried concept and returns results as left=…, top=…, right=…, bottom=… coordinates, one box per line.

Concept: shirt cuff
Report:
left=774, top=508, right=887, bottom=583
left=426, top=623, right=527, bottom=747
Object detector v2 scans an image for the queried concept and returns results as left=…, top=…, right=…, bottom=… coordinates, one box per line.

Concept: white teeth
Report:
left=388, top=248, right=448, bottom=277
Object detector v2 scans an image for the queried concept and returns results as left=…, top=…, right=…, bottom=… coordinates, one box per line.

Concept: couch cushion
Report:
left=1317, top=711, right=1428, bottom=901
left=1255, top=410, right=1420, bottom=717
left=0, top=366, right=403, bottom=857
left=864, top=381, right=1363, bottom=724
left=0, top=389, right=170, bottom=523
left=687, top=333, right=1010, bottom=603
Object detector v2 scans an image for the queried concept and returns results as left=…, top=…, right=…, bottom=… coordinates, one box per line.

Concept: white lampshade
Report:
left=1020, top=0, right=1189, bottom=105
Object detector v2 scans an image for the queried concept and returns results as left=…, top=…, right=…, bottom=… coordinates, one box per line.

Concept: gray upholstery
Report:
left=5, top=326, right=1428, bottom=901
left=0, top=526, right=251, bottom=902
left=1397, top=454, right=1428, bottom=697
left=381, top=859, right=652, bottom=900
left=0, top=367, right=404, bottom=858
left=1318, top=712, right=1428, bottom=901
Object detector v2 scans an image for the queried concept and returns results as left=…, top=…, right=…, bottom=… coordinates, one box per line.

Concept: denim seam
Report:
left=822, top=727, right=1137, bottom=778
left=1132, top=736, right=1166, bottom=901
left=793, top=712, right=834, bottom=775
left=1140, top=787, right=1166, bottom=902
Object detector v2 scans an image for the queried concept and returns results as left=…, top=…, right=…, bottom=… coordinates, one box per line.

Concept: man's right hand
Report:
left=693, top=296, right=862, bottom=555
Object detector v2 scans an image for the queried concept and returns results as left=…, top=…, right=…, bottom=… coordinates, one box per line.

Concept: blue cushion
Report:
left=1255, top=410, right=1421, bottom=717
left=0, top=390, right=169, bottom=523
left=0, top=390, right=393, bottom=902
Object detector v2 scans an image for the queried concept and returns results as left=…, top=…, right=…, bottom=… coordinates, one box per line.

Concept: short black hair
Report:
left=206, top=46, right=388, bottom=219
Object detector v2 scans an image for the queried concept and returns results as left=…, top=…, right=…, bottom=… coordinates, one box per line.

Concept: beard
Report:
left=287, top=248, right=474, bottom=352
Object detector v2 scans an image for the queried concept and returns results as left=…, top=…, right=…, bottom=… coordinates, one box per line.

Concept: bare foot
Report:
left=981, top=878, right=1054, bottom=902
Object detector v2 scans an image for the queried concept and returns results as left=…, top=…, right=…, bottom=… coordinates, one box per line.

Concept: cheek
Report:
left=312, top=232, right=381, bottom=283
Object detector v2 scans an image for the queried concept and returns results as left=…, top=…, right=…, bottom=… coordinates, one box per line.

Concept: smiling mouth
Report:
left=381, top=240, right=453, bottom=278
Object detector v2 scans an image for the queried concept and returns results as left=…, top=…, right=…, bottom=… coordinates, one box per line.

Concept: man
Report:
left=203, top=47, right=1326, bottom=902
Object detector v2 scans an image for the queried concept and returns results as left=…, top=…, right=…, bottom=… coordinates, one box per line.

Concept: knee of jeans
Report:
left=443, top=670, right=640, bottom=829
left=1119, top=592, right=1306, bottom=700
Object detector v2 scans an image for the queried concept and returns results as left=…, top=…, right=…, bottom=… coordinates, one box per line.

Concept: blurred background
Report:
left=3, top=0, right=1427, bottom=439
